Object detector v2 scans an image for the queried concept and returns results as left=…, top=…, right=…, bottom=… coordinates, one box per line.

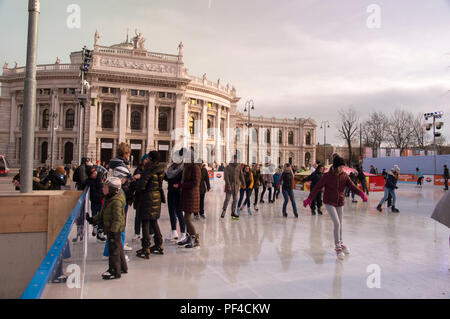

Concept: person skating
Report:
left=179, top=148, right=201, bottom=248
left=355, top=164, right=369, bottom=195
left=260, top=164, right=274, bottom=203
left=163, top=151, right=186, bottom=243
left=86, top=177, right=127, bottom=280
left=195, top=162, right=211, bottom=220
left=272, top=168, right=282, bottom=202
left=304, top=155, right=368, bottom=260
left=415, top=168, right=424, bottom=187
left=304, top=164, right=324, bottom=215
left=86, top=167, right=106, bottom=241
left=377, top=165, right=400, bottom=213
left=237, top=165, right=254, bottom=215
left=135, top=151, right=166, bottom=258
left=252, top=164, right=262, bottom=211
left=221, top=155, right=245, bottom=220
left=279, top=163, right=298, bottom=218
left=443, top=165, right=449, bottom=191
left=131, top=154, right=149, bottom=242
left=347, top=170, right=359, bottom=203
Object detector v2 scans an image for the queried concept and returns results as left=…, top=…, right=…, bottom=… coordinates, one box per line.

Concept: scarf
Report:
left=166, top=163, right=184, bottom=179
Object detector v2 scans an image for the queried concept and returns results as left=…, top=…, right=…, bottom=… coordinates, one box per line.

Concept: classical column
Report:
left=87, top=96, right=98, bottom=158
left=97, top=102, right=102, bottom=127
left=147, top=91, right=156, bottom=152
left=201, top=102, right=207, bottom=162
left=174, top=93, right=188, bottom=150
left=126, top=104, right=131, bottom=131
left=119, top=89, right=127, bottom=143
left=215, top=106, right=222, bottom=165
left=225, top=110, right=230, bottom=164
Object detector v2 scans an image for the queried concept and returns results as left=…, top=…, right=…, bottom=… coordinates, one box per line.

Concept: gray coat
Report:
left=224, top=163, right=244, bottom=194
left=431, top=191, right=450, bottom=229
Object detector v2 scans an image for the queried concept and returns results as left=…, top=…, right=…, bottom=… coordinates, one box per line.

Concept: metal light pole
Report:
left=244, top=100, right=254, bottom=165
left=424, top=111, right=444, bottom=176
left=320, top=121, right=330, bottom=165
left=20, top=0, right=40, bottom=193
left=49, top=90, right=58, bottom=168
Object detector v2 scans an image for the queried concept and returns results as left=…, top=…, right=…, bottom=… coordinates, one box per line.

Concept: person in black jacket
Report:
left=377, top=165, right=400, bottom=213
left=86, top=166, right=106, bottom=241
left=195, top=163, right=211, bottom=219
left=131, top=154, right=149, bottom=242
left=443, top=165, right=449, bottom=191
left=163, top=153, right=185, bottom=242
left=48, top=166, right=68, bottom=190
left=73, top=157, right=90, bottom=190
left=304, top=164, right=324, bottom=215
left=279, top=163, right=298, bottom=218
left=355, top=164, right=369, bottom=195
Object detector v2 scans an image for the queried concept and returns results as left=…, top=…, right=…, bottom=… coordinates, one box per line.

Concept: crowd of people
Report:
left=11, top=142, right=450, bottom=279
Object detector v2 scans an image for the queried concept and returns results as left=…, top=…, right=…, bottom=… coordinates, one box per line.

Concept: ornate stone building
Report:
left=0, top=32, right=316, bottom=168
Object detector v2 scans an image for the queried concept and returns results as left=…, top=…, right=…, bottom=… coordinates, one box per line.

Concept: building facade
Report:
left=0, top=32, right=316, bottom=168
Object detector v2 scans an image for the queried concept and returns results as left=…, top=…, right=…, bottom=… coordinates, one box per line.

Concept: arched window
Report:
left=65, top=109, right=75, bottom=129
left=42, top=109, right=49, bottom=129
left=279, top=130, right=283, bottom=144
left=306, top=131, right=311, bottom=145
left=41, top=141, right=48, bottom=164
left=64, top=142, right=74, bottom=164
left=305, top=152, right=311, bottom=166
left=288, top=131, right=294, bottom=145
left=189, top=116, right=195, bottom=135
left=131, top=111, right=142, bottom=130
left=266, top=129, right=271, bottom=144
left=158, top=112, right=168, bottom=131
left=102, top=110, right=114, bottom=129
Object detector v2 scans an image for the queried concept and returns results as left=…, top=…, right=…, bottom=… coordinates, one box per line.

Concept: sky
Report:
left=1, top=0, right=449, bottom=145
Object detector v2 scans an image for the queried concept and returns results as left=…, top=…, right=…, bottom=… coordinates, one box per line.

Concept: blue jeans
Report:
left=168, top=190, right=185, bottom=233
left=378, top=187, right=396, bottom=207
left=238, top=189, right=252, bottom=208
left=282, top=189, right=297, bottom=215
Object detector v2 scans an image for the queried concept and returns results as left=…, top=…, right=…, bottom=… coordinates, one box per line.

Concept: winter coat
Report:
left=73, top=164, right=88, bottom=190
left=48, top=169, right=67, bottom=190
left=385, top=173, right=398, bottom=190
left=240, top=171, right=254, bottom=190
left=252, top=169, right=262, bottom=188
left=224, top=163, right=245, bottom=194
left=181, top=163, right=201, bottom=213
left=136, top=162, right=166, bottom=221
left=109, top=156, right=130, bottom=171
left=308, top=168, right=361, bottom=207
left=444, top=168, right=449, bottom=180
left=431, top=191, right=450, bottom=228
left=273, top=173, right=282, bottom=188
left=93, top=191, right=126, bottom=234
left=131, top=165, right=144, bottom=210
left=304, top=170, right=323, bottom=191
left=356, top=167, right=366, bottom=183
left=280, top=171, right=294, bottom=191
left=164, top=163, right=183, bottom=193
left=199, top=166, right=211, bottom=194
left=261, top=173, right=274, bottom=188
left=86, top=173, right=104, bottom=206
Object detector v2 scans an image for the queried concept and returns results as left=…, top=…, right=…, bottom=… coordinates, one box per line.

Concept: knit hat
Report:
left=392, top=165, right=400, bottom=173
left=88, top=167, right=97, bottom=176
left=141, top=153, right=149, bottom=162
left=105, top=176, right=121, bottom=192
left=112, top=165, right=130, bottom=179
left=148, top=150, right=160, bottom=162
left=332, top=155, right=346, bottom=169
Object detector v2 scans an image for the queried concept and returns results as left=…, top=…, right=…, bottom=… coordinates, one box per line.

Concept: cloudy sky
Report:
left=1, top=0, right=449, bottom=145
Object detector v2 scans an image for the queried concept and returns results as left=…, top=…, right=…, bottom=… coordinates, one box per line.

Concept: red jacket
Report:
left=308, top=168, right=361, bottom=207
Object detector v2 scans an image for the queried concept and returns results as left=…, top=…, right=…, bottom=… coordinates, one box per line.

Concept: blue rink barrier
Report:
left=21, top=188, right=89, bottom=299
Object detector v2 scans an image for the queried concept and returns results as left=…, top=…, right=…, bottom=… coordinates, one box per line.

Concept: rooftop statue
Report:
left=94, top=30, right=100, bottom=46
left=178, top=41, right=184, bottom=56
left=133, top=29, right=146, bottom=50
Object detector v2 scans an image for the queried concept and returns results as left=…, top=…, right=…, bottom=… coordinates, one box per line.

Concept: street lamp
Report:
left=320, top=121, right=330, bottom=165
left=244, top=100, right=254, bottom=165
left=424, top=111, right=444, bottom=176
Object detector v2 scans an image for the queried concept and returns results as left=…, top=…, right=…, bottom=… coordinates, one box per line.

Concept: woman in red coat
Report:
left=178, top=148, right=201, bottom=248
left=304, top=155, right=367, bottom=260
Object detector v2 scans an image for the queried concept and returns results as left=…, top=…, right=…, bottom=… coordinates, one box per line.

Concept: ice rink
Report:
left=74, top=182, right=450, bottom=299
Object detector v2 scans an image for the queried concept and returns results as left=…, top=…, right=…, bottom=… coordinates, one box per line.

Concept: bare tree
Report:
left=362, top=111, right=390, bottom=154
left=411, top=113, right=429, bottom=149
left=387, top=109, right=415, bottom=154
left=337, top=107, right=359, bottom=164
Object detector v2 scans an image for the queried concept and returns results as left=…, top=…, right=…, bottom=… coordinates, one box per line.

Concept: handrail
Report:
left=21, top=188, right=89, bottom=299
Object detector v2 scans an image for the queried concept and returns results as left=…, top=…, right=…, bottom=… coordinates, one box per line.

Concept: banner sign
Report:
left=368, top=176, right=385, bottom=192
left=101, top=143, right=113, bottom=149
left=434, top=175, right=445, bottom=186
left=131, top=143, right=141, bottom=150
left=377, top=148, right=386, bottom=158
left=208, top=171, right=214, bottom=180
left=363, top=147, right=373, bottom=158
